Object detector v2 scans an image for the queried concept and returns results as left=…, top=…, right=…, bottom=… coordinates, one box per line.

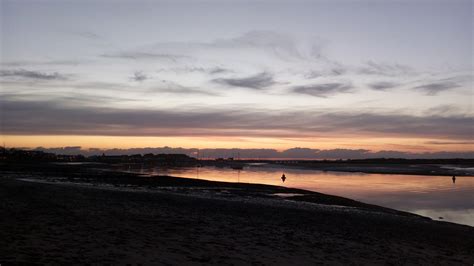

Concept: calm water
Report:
left=126, top=164, right=474, bottom=226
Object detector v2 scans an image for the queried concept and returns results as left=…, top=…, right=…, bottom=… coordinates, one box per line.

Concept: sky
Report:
left=0, top=0, right=473, bottom=158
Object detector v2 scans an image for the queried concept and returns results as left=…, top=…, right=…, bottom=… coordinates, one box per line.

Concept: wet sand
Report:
left=1, top=171, right=473, bottom=264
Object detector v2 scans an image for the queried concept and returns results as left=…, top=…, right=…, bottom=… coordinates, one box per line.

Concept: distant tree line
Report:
left=0, top=147, right=197, bottom=166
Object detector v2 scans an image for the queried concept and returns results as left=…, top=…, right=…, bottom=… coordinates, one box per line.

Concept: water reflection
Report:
left=124, top=164, right=474, bottom=226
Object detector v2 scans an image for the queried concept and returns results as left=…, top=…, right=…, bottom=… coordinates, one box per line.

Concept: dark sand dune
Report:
left=1, top=176, right=473, bottom=265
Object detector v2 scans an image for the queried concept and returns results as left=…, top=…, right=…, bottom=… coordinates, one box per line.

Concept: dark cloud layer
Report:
left=33, top=146, right=474, bottom=159
left=2, top=98, right=472, bottom=140
left=291, top=83, right=352, bottom=97
left=213, top=72, right=275, bottom=89
left=0, top=69, right=67, bottom=80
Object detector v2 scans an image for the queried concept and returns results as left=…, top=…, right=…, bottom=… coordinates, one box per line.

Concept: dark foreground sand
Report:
left=1, top=174, right=473, bottom=265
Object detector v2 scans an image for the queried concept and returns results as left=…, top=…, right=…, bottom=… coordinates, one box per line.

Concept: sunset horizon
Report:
left=1, top=0, right=472, bottom=158
left=1, top=0, right=473, bottom=264
left=2, top=132, right=473, bottom=158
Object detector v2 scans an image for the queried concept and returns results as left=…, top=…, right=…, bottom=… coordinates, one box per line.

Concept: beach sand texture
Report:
left=1, top=176, right=473, bottom=265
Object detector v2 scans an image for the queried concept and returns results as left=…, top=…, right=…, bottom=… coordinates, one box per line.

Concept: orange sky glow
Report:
left=2, top=135, right=472, bottom=153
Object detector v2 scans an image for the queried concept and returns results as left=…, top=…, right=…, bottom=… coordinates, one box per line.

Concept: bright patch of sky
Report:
left=1, top=0, right=472, bottom=150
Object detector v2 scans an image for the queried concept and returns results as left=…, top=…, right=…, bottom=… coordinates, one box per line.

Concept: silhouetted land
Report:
left=1, top=162, right=473, bottom=264
left=2, top=147, right=474, bottom=176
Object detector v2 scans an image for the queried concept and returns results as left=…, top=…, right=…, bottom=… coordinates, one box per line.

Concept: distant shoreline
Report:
left=263, top=162, right=474, bottom=177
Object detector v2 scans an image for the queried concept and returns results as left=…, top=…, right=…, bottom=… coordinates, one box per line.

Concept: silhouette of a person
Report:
left=281, top=173, right=286, bottom=183
left=452, top=176, right=456, bottom=184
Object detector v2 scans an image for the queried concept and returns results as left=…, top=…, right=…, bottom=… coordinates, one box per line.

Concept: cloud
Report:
left=155, top=87, right=219, bottom=96
left=412, top=74, right=472, bottom=95
left=0, top=60, right=89, bottom=67
left=303, top=71, right=321, bottom=79
left=368, top=81, right=399, bottom=91
left=212, top=30, right=310, bottom=61
left=424, top=141, right=474, bottom=145
left=131, top=71, right=148, bottom=82
left=423, top=105, right=463, bottom=116
left=101, top=52, right=189, bottom=61
left=150, top=81, right=219, bottom=96
left=0, top=69, right=68, bottom=80
left=303, top=66, right=347, bottom=79
left=209, top=67, right=230, bottom=74
left=156, top=66, right=207, bottom=73
left=110, top=30, right=329, bottom=68
left=0, top=78, right=131, bottom=95
left=156, top=66, right=231, bottom=75
left=291, top=83, right=353, bottom=97
left=2, top=97, right=473, bottom=140
left=358, top=61, right=413, bottom=76
left=330, top=67, right=346, bottom=76
left=413, top=81, right=461, bottom=95
left=213, top=72, right=275, bottom=89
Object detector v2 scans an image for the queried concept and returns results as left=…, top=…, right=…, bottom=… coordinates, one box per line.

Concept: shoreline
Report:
left=1, top=162, right=474, bottom=264
left=1, top=177, right=473, bottom=264
left=1, top=161, right=470, bottom=221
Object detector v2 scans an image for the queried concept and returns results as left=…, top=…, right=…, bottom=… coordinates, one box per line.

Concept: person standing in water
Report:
left=281, top=173, right=286, bottom=182
left=452, top=176, right=456, bottom=184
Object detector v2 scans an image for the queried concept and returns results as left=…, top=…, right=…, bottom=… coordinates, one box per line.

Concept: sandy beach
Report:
left=1, top=163, right=473, bottom=264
